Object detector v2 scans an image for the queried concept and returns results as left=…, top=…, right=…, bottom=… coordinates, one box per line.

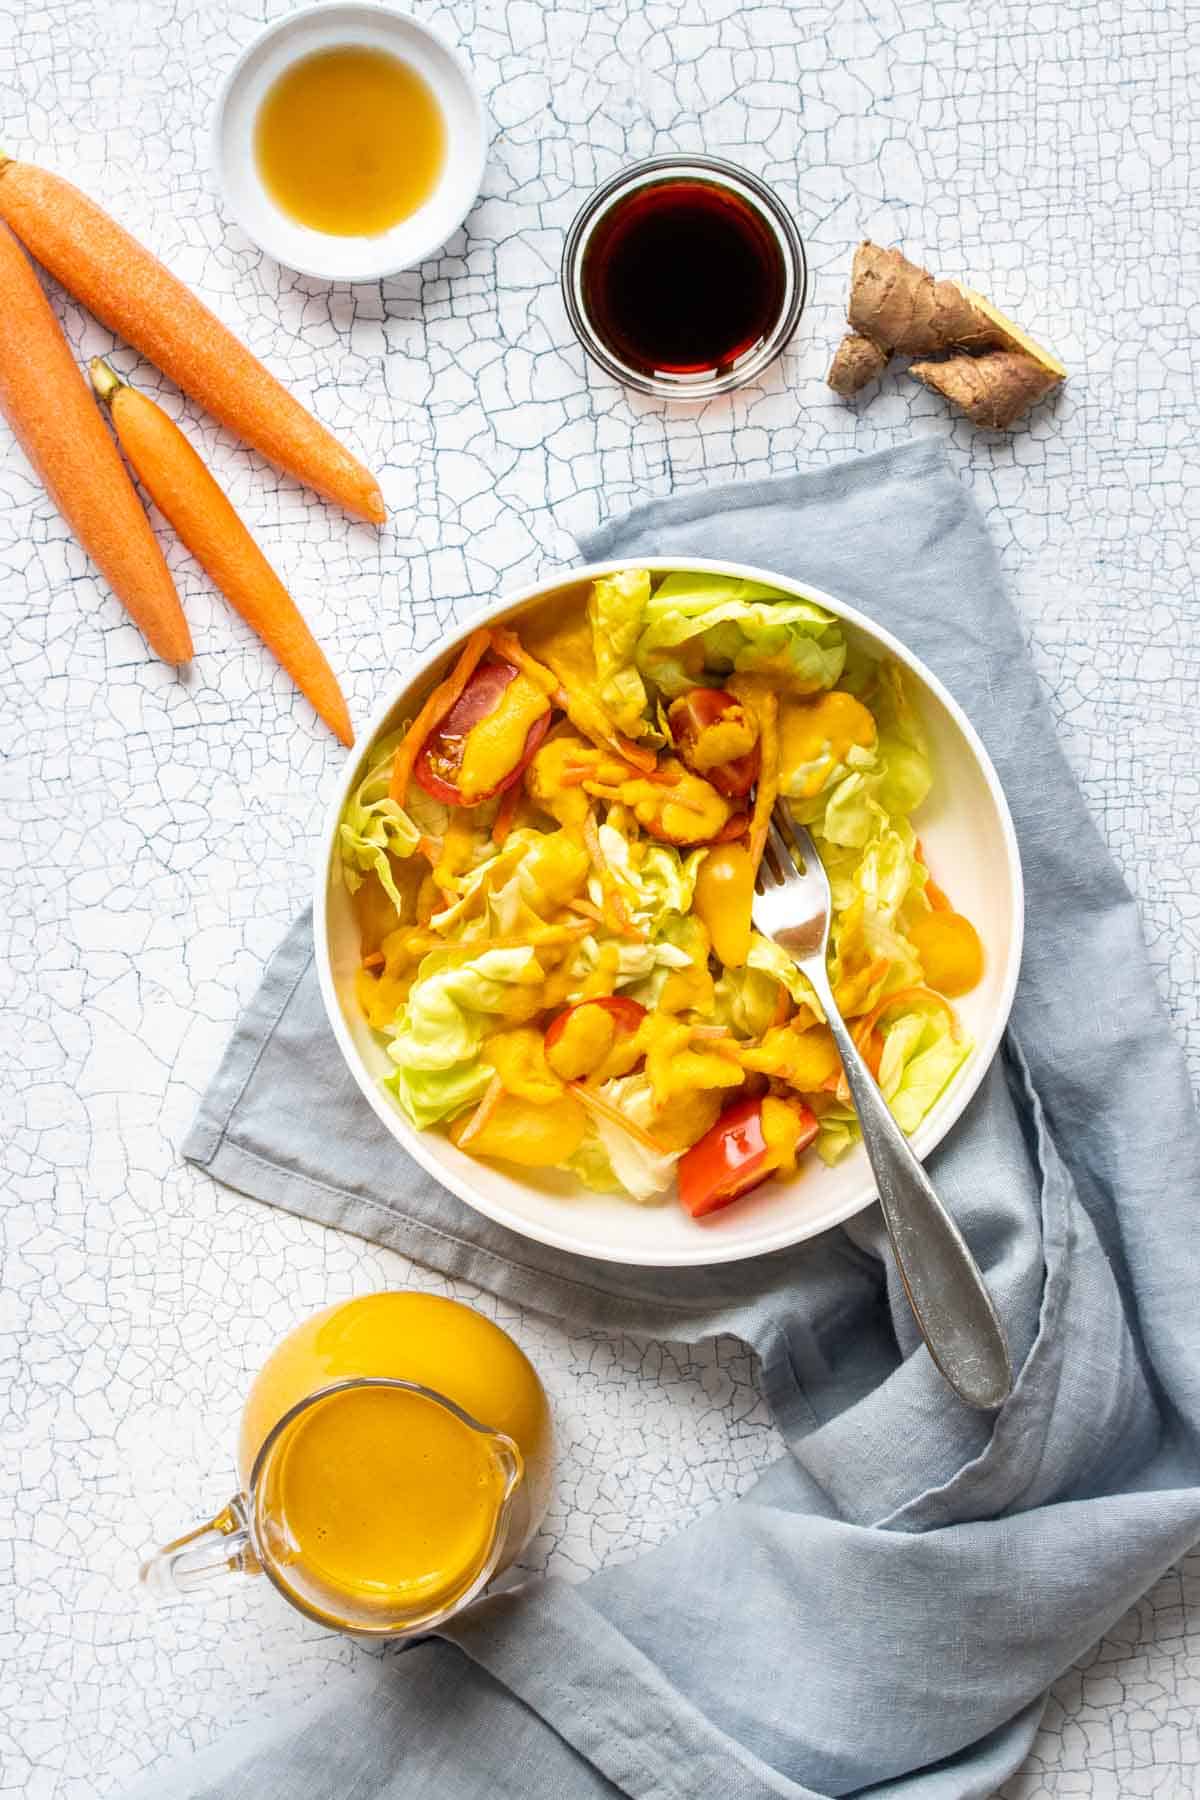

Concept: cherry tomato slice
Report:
left=544, top=996, right=646, bottom=1052
left=414, top=657, right=551, bottom=806
left=677, top=1096, right=771, bottom=1219
left=702, top=811, right=750, bottom=846
left=668, top=689, right=760, bottom=799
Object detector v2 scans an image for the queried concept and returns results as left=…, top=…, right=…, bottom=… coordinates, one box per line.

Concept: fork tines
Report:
left=756, top=800, right=808, bottom=891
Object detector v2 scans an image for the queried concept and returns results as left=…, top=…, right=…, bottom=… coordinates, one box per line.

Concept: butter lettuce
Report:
left=588, top=568, right=654, bottom=738
left=785, top=663, right=931, bottom=836
left=592, top=822, right=704, bottom=934
left=624, top=913, right=712, bottom=1012
left=710, top=932, right=826, bottom=1037
left=383, top=947, right=543, bottom=1129
left=815, top=1007, right=971, bottom=1164
left=871, top=661, right=933, bottom=816
left=338, top=734, right=422, bottom=914
left=567, top=1075, right=678, bottom=1203
left=815, top=1108, right=859, bottom=1166
left=878, top=1008, right=971, bottom=1134
left=634, top=572, right=846, bottom=698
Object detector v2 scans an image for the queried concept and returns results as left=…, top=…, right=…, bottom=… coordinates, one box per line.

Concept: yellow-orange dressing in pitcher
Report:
left=237, top=1293, right=552, bottom=1624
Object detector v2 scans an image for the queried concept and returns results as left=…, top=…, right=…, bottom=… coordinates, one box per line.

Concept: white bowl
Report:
left=315, top=560, right=1024, bottom=1268
left=213, top=3, right=487, bottom=281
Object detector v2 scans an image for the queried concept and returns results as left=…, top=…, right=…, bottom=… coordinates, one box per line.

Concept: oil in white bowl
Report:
left=254, top=45, right=446, bottom=238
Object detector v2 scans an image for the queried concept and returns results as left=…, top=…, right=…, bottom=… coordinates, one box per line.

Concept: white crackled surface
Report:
left=1, top=2, right=1196, bottom=1796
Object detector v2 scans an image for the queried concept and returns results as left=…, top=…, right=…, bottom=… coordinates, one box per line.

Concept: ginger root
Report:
left=827, top=331, right=890, bottom=396
left=826, top=240, right=1065, bottom=429
left=909, top=352, right=1061, bottom=431
left=847, top=242, right=996, bottom=359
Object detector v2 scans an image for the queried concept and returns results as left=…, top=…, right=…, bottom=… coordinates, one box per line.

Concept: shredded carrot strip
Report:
left=771, top=984, right=793, bottom=1028
left=389, top=629, right=491, bottom=804
left=569, top=1082, right=667, bottom=1155
left=580, top=809, right=642, bottom=939
left=491, top=783, right=522, bottom=847
left=456, top=1073, right=505, bottom=1150
left=746, top=692, right=780, bottom=873
left=487, top=627, right=559, bottom=695
left=415, top=835, right=442, bottom=866
left=914, top=839, right=952, bottom=911
left=855, top=985, right=959, bottom=1046
left=610, top=732, right=657, bottom=773
left=689, top=1024, right=732, bottom=1040
left=489, top=626, right=656, bottom=772
left=566, top=896, right=605, bottom=923
left=361, top=951, right=385, bottom=972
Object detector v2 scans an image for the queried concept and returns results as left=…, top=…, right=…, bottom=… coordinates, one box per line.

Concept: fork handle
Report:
left=803, top=960, right=1012, bottom=1411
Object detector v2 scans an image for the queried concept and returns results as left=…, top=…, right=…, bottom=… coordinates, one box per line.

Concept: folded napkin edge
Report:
left=579, top=438, right=954, bottom=562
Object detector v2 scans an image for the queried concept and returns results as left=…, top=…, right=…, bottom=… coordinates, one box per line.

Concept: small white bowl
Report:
left=314, top=560, right=1025, bottom=1270
left=213, top=2, right=487, bottom=281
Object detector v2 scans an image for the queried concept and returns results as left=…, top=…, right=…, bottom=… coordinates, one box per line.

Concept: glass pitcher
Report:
left=141, top=1292, right=553, bottom=1638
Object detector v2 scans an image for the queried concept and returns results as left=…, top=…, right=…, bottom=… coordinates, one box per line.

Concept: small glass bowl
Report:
left=561, top=153, right=808, bottom=400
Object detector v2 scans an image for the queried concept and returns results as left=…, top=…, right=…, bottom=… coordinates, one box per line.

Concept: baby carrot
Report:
left=92, top=360, right=353, bottom=746
left=0, top=223, right=190, bottom=662
left=0, top=157, right=385, bottom=525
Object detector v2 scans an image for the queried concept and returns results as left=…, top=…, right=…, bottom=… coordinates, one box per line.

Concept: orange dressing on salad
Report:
left=778, top=691, right=876, bottom=795
left=457, top=674, right=550, bottom=803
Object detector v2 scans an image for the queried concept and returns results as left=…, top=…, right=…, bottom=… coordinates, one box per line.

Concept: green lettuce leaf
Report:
left=817, top=768, right=886, bottom=849
left=871, top=661, right=933, bottom=816
left=814, top=1110, right=859, bottom=1166
left=592, top=822, right=705, bottom=935
left=878, top=1008, right=971, bottom=1135
left=850, top=823, right=924, bottom=927
left=747, top=933, right=825, bottom=1019
left=623, top=913, right=712, bottom=1011
left=710, top=931, right=827, bottom=1036
left=634, top=572, right=846, bottom=698
left=382, top=947, right=543, bottom=1129
left=338, top=734, right=422, bottom=914
left=566, top=1074, right=680, bottom=1203
left=588, top=568, right=653, bottom=737
left=567, top=1131, right=621, bottom=1194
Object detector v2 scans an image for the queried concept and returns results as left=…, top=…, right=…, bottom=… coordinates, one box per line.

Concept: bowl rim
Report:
left=314, top=556, right=1025, bottom=1267
left=211, top=0, right=488, bottom=282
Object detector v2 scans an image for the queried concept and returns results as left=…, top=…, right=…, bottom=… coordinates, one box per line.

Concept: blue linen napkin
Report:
left=141, top=440, right=1200, bottom=1799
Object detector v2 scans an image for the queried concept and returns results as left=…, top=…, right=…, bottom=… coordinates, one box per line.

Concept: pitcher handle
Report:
left=140, top=1495, right=259, bottom=1597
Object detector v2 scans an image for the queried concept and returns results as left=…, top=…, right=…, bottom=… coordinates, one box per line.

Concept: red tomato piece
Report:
left=667, top=688, right=760, bottom=798
left=414, top=657, right=551, bottom=806
left=702, top=811, right=751, bottom=845
left=678, top=1096, right=771, bottom=1218
left=544, top=996, right=646, bottom=1052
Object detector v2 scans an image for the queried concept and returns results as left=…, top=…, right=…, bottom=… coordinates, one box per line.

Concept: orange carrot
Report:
left=91, top=360, right=353, bottom=746
left=389, top=629, right=490, bottom=803
left=0, top=157, right=384, bottom=524
left=491, top=782, right=522, bottom=846
left=914, top=839, right=953, bottom=911
left=746, top=691, right=780, bottom=873
left=855, top=985, right=959, bottom=1046
left=454, top=1074, right=505, bottom=1150
left=568, top=1081, right=667, bottom=1155
left=0, top=224, right=190, bottom=662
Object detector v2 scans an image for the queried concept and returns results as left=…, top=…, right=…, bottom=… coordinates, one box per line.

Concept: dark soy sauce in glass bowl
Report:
left=583, top=180, right=785, bottom=376
left=563, top=155, right=807, bottom=399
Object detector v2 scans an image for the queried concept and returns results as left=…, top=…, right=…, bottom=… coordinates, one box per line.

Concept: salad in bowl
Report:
left=335, top=566, right=991, bottom=1223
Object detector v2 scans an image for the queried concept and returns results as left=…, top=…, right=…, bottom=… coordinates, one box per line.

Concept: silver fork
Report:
left=753, top=801, right=1012, bottom=1411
